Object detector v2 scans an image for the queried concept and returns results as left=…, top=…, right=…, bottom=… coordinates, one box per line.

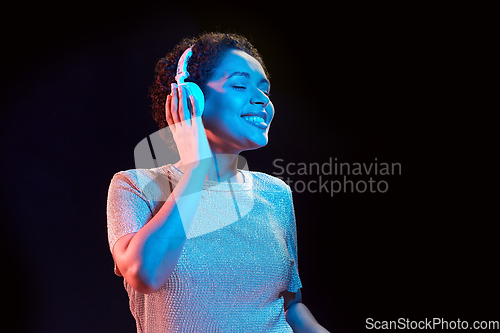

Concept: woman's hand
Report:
left=166, top=83, right=212, bottom=169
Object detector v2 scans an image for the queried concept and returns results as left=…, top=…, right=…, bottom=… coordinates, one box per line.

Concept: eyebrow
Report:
left=227, top=71, right=270, bottom=86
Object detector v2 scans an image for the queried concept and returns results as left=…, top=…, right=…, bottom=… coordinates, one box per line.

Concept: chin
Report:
left=243, top=135, right=269, bottom=151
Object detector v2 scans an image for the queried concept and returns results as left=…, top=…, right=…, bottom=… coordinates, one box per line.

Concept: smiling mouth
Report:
left=241, top=115, right=268, bottom=129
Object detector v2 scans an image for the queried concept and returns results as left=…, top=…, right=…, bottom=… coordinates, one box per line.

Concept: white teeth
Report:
left=242, top=116, right=265, bottom=123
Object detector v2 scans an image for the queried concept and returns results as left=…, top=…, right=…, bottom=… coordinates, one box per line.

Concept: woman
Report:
left=107, top=32, right=328, bottom=332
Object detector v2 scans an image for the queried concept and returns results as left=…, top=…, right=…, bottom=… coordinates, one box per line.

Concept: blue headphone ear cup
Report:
left=179, top=82, right=205, bottom=117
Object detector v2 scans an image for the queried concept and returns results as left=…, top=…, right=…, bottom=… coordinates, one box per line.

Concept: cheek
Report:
left=203, top=90, right=246, bottom=122
left=202, top=91, right=225, bottom=123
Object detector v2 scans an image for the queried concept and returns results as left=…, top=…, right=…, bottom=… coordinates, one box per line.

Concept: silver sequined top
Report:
left=107, top=164, right=302, bottom=332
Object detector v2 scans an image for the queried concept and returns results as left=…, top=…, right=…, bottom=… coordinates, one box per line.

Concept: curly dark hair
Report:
left=149, top=32, right=269, bottom=149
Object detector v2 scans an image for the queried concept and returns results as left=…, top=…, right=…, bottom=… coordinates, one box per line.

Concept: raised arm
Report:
left=112, top=84, right=211, bottom=294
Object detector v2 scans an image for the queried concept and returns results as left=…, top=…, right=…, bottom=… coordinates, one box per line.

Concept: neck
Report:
left=207, top=153, right=239, bottom=182
left=174, top=152, right=243, bottom=183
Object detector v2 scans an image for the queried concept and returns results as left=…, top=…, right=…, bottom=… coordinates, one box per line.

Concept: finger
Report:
left=166, top=95, right=177, bottom=135
left=178, top=86, right=190, bottom=126
left=189, top=95, right=197, bottom=124
left=183, top=87, right=193, bottom=122
left=171, top=83, right=180, bottom=125
left=176, top=85, right=184, bottom=125
left=165, top=95, right=174, bottom=127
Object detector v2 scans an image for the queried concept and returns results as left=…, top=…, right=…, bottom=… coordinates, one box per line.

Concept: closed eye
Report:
left=232, top=85, right=270, bottom=97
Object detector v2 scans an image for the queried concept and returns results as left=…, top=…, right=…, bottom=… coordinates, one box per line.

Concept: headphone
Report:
left=174, top=46, right=205, bottom=116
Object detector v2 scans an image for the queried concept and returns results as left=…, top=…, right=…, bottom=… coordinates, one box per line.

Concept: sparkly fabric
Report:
left=107, top=164, right=302, bottom=332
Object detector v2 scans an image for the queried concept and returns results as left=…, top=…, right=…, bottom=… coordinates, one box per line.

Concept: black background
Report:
left=1, top=2, right=496, bottom=332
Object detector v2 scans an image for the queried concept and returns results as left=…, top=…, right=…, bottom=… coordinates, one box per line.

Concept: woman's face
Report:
left=201, top=49, right=274, bottom=154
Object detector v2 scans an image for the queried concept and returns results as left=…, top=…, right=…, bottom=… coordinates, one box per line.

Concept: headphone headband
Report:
left=175, top=46, right=193, bottom=84
left=171, top=44, right=205, bottom=116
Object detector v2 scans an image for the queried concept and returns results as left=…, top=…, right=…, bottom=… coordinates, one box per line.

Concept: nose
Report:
left=250, top=88, right=270, bottom=107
